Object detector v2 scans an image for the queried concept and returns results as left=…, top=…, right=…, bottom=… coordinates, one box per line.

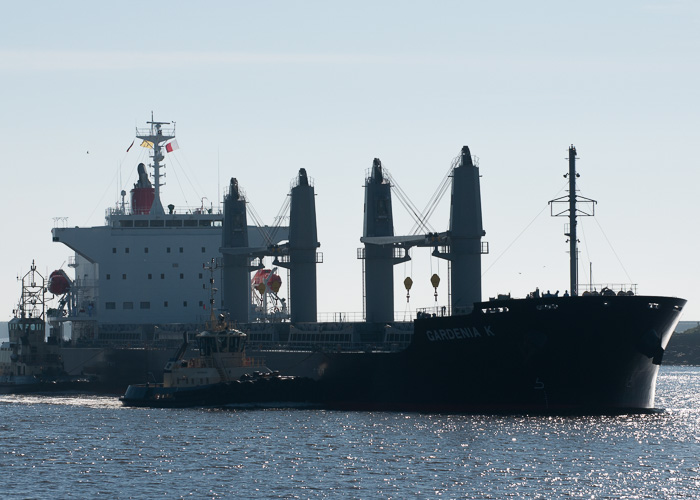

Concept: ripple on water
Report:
left=0, top=367, right=698, bottom=498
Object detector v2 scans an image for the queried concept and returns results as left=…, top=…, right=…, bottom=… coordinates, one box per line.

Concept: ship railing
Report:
left=65, top=337, right=186, bottom=349
left=106, top=205, right=223, bottom=218
left=313, top=312, right=359, bottom=322
left=244, top=356, right=267, bottom=368
left=577, top=283, right=638, bottom=295
left=416, top=305, right=458, bottom=318
left=314, top=312, right=423, bottom=323
left=187, top=356, right=267, bottom=369
left=248, top=340, right=411, bottom=353
left=72, top=278, right=99, bottom=289
left=248, top=311, right=419, bottom=323
left=135, top=125, right=176, bottom=138
left=290, top=173, right=315, bottom=189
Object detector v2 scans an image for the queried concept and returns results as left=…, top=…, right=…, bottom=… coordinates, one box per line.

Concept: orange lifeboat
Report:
left=48, top=269, right=71, bottom=295
left=251, top=269, right=282, bottom=294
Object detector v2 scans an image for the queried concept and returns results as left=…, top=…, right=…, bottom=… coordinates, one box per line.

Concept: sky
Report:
left=1, top=1, right=699, bottom=321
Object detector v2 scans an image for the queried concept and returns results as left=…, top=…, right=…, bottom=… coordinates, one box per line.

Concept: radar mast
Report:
left=549, top=145, right=597, bottom=296
left=135, top=112, right=175, bottom=215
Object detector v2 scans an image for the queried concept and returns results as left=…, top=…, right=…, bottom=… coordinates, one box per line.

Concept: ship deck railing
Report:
left=314, top=312, right=366, bottom=323
left=186, top=356, right=267, bottom=369
left=248, top=340, right=412, bottom=353
left=106, top=206, right=223, bottom=217
left=417, top=305, right=473, bottom=317
left=577, top=283, right=638, bottom=295
left=63, top=338, right=186, bottom=350
left=294, top=312, right=421, bottom=323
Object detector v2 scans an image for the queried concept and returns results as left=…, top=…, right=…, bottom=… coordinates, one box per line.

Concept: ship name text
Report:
left=425, top=326, right=495, bottom=341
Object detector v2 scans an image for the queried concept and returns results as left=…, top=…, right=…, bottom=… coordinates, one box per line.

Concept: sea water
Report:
left=0, top=366, right=698, bottom=499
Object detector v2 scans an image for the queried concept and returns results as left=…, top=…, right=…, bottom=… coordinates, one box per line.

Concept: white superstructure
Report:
left=50, top=117, right=287, bottom=342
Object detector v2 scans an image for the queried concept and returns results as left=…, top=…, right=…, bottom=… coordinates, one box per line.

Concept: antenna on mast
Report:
left=548, top=145, right=597, bottom=296
left=135, top=115, right=175, bottom=215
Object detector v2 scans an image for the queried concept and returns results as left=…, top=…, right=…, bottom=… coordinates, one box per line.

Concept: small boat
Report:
left=120, top=265, right=320, bottom=408
left=1, top=262, right=95, bottom=394
left=120, top=319, right=321, bottom=408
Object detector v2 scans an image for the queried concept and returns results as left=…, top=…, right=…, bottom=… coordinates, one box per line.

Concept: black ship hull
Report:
left=317, top=295, right=686, bottom=413
left=121, top=295, right=685, bottom=413
left=58, top=345, right=199, bottom=394
left=0, top=377, right=100, bottom=395
left=120, top=374, right=322, bottom=409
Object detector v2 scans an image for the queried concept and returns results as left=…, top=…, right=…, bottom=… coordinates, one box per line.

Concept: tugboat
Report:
left=120, top=261, right=319, bottom=408
left=120, top=320, right=278, bottom=407
left=1, top=261, right=92, bottom=393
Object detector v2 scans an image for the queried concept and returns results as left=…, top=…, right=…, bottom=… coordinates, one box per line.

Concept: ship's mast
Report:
left=549, top=145, right=596, bottom=296
left=135, top=113, right=175, bottom=216
left=15, top=260, right=46, bottom=320
left=204, top=258, right=219, bottom=329
left=567, top=146, right=578, bottom=296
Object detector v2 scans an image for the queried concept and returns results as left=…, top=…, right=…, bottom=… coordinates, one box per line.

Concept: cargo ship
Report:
left=112, top=125, right=684, bottom=412
left=316, top=293, right=684, bottom=412
left=308, top=145, right=686, bottom=412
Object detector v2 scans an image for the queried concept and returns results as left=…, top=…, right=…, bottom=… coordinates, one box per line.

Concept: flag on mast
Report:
left=126, top=139, right=135, bottom=152
left=165, top=139, right=179, bottom=153
left=140, top=140, right=154, bottom=149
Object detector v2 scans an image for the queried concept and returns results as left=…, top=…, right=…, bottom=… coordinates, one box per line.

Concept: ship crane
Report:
left=220, top=175, right=303, bottom=324
left=360, top=146, right=488, bottom=319
left=246, top=194, right=290, bottom=249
